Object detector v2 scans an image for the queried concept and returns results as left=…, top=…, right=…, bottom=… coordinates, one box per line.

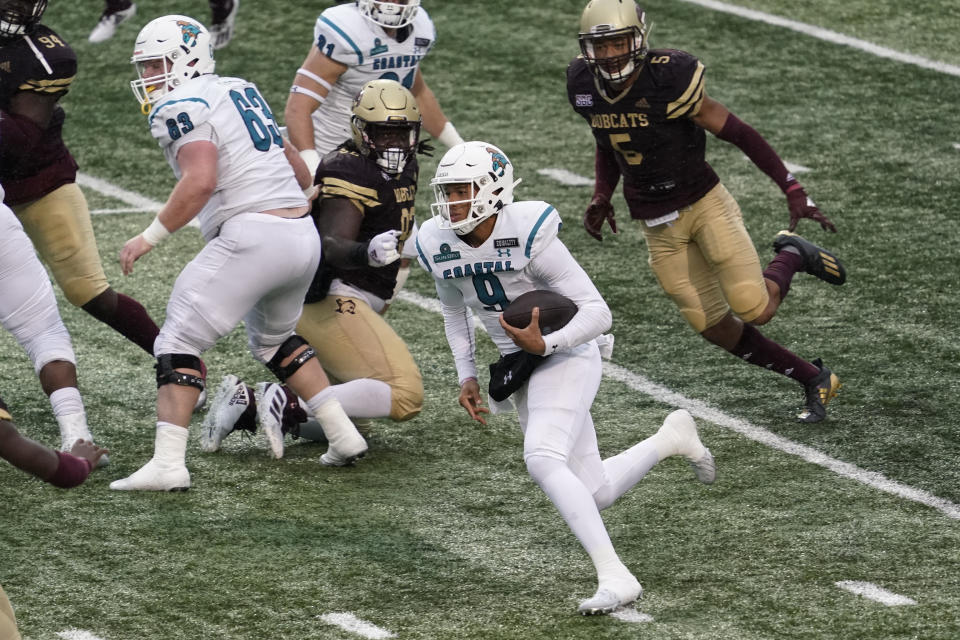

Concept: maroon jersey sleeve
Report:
left=0, top=25, right=78, bottom=205
left=311, top=145, right=419, bottom=302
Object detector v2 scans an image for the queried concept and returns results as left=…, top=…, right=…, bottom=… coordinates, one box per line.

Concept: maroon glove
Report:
left=583, top=194, right=617, bottom=241
left=786, top=184, right=836, bottom=232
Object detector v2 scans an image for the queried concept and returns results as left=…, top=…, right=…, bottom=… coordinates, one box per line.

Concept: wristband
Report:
left=300, top=148, right=321, bottom=177
left=785, top=183, right=804, bottom=194
left=141, top=217, right=171, bottom=246
left=437, top=121, right=463, bottom=148
left=48, top=451, right=93, bottom=488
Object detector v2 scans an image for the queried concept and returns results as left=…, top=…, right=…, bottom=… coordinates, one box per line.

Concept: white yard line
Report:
left=77, top=172, right=164, bottom=210
left=836, top=581, right=917, bottom=606
left=611, top=608, right=655, bottom=623
left=536, top=168, right=594, bottom=186
left=677, top=0, right=960, bottom=78
left=396, top=290, right=960, bottom=521
left=57, top=630, right=107, bottom=640
left=318, top=613, right=396, bottom=639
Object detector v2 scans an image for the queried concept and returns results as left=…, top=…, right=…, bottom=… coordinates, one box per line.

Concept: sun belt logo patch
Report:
left=177, top=20, right=201, bottom=46
left=487, top=148, right=508, bottom=177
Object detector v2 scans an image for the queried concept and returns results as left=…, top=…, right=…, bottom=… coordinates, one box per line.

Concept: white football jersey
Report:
left=416, top=201, right=565, bottom=355
left=148, top=75, right=307, bottom=241
left=310, top=3, right=437, bottom=155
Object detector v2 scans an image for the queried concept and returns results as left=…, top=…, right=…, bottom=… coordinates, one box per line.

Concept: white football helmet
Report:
left=130, top=15, right=215, bottom=113
left=431, top=141, right=521, bottom=236
left=356, top=0, right=420, bottom=29
left=0, top=0, right=47, bottom=42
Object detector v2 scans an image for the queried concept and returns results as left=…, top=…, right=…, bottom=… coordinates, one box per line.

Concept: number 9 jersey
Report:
left=147, top=74, right=307, bottom=241
left=309, top=2, right=436, bottom=156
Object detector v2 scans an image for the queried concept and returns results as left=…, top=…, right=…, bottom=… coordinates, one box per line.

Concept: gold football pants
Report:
left=296, top=294, right=423, bottom=421
left=0, top=586, right=21, bottom=640
left=642, top=183, right=768, bottom=332
left=12, top=183, right=109, bottom=308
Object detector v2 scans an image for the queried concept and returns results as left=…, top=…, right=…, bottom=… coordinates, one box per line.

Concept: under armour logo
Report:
left=503, top=371, right=513, bottom=384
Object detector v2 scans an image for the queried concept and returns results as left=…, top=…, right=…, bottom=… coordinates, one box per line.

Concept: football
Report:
left=502, top=290, right=578, bottom=335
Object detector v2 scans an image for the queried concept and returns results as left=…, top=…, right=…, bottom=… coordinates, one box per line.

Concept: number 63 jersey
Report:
left=415, top=201, right=564, bottom=355
left=147, top=74, right=307, bottom=241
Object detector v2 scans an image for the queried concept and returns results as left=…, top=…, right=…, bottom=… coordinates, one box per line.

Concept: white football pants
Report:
left=155, top=213, right=320, bottom=362
left=0, top=205, right=76, bottom=372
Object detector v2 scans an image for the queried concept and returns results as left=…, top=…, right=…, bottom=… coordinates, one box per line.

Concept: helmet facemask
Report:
left=130, top=16, right=215, bottom=113
left=354, top=118, right=420, bottom=175
left=0, top=0, right=47, bottom=41
left=356, top=0, right=420, bottom=29
left=430, top=142, right=521, bottom=236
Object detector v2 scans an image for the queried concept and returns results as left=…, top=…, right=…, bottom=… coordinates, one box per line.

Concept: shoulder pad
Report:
left=647, top=49, right=706, bottom=119
left=148, top=88, right=213, bottom=147
left=314, top=5, right=369, bottom=66
left=501, top=201, right=562, bottom=259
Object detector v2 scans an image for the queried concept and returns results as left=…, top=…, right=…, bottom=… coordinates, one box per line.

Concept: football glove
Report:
left=583, top=194, right=617, bottom=241
left=786, top=184, right=836, bottom=233
left=367, top=229, right=402, bottom=267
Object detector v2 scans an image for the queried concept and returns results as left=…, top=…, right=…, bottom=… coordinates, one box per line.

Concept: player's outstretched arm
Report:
left=695, top=94, right=836, bottom=232
left=0, top=415, right=107, bottom=488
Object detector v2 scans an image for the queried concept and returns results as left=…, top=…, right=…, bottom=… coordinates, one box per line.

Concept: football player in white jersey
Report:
left=1, top=191, right=107, bottom=466
left=416, top=141, right=717, bottom=615
left=111, top=15, right=367, bottom=491
left=284, top=0, right=465, bottom=298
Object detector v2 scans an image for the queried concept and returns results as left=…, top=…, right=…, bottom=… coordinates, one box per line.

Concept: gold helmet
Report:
left=350, top=79, right=421, bottom=175
left=578, top=0, right=649, bottom=85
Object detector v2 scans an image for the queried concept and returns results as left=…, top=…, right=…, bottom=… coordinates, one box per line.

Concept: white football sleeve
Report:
left=436, top=278, right=478, bottom=385
left=527, top=237, right=612, bottom=356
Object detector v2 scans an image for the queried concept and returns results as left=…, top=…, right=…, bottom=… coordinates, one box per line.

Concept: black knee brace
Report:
left=266, top=335, right=316, bottom=382
left=156, top=354, right=205, bottom=391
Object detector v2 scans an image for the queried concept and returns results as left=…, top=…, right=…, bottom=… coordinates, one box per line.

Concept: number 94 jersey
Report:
left=566, top=48, right=720, bottom=221
left=310, top=3, right=436, bottom=155
left=415, top=201, right=563, bottom=355
left=148, top=74, right=306, bottom=242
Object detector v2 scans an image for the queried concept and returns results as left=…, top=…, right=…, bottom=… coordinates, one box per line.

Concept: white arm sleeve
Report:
left=528, top=238, right=612, bottom=356
left=436, top=278, right=478, bottom=385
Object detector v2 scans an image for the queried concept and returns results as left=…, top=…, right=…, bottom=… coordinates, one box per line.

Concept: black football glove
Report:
left=786, top=185, right=836, bottom=233
left=583, top=194, right=617, bottom=241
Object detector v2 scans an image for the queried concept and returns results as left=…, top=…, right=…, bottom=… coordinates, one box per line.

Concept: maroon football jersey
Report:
left=567, top=48, right=720, bottom=220
left=0, top=24, right=79, bottom=205
left=310, top=142, right=419, bottom=302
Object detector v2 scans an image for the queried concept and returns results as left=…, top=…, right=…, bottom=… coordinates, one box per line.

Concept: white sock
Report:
left=527, top=455, right=616, bottom=561
left=318, top=379, right=392, bottom=418
left=50, top=386, right=84, bottom=416
left=304, top=392, right=361, bottom=449
left=600, top=437, right=661, bottom=502
left=154, top=421, right=188, bottom=467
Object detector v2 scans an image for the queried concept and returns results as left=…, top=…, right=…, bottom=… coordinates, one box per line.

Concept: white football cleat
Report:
left=209, top=0, right=239, bottom=50
left=255, top=382, right=287, bottom=459
left=578, top=577, right=642, bottom=615
left=319, top=427, right=368, bottom=467
left=200, top=375, right=255, bottom=452
left=88, top=3, right=137, bottom=43
left=656, top=409, right=716, bottom=485
left=109, top=458, right=190, bottom=492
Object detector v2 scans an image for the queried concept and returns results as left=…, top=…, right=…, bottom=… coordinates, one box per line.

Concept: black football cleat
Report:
left=773, top=230, right=846, bottom=285
left=797, top=358, right=841, bottom=423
